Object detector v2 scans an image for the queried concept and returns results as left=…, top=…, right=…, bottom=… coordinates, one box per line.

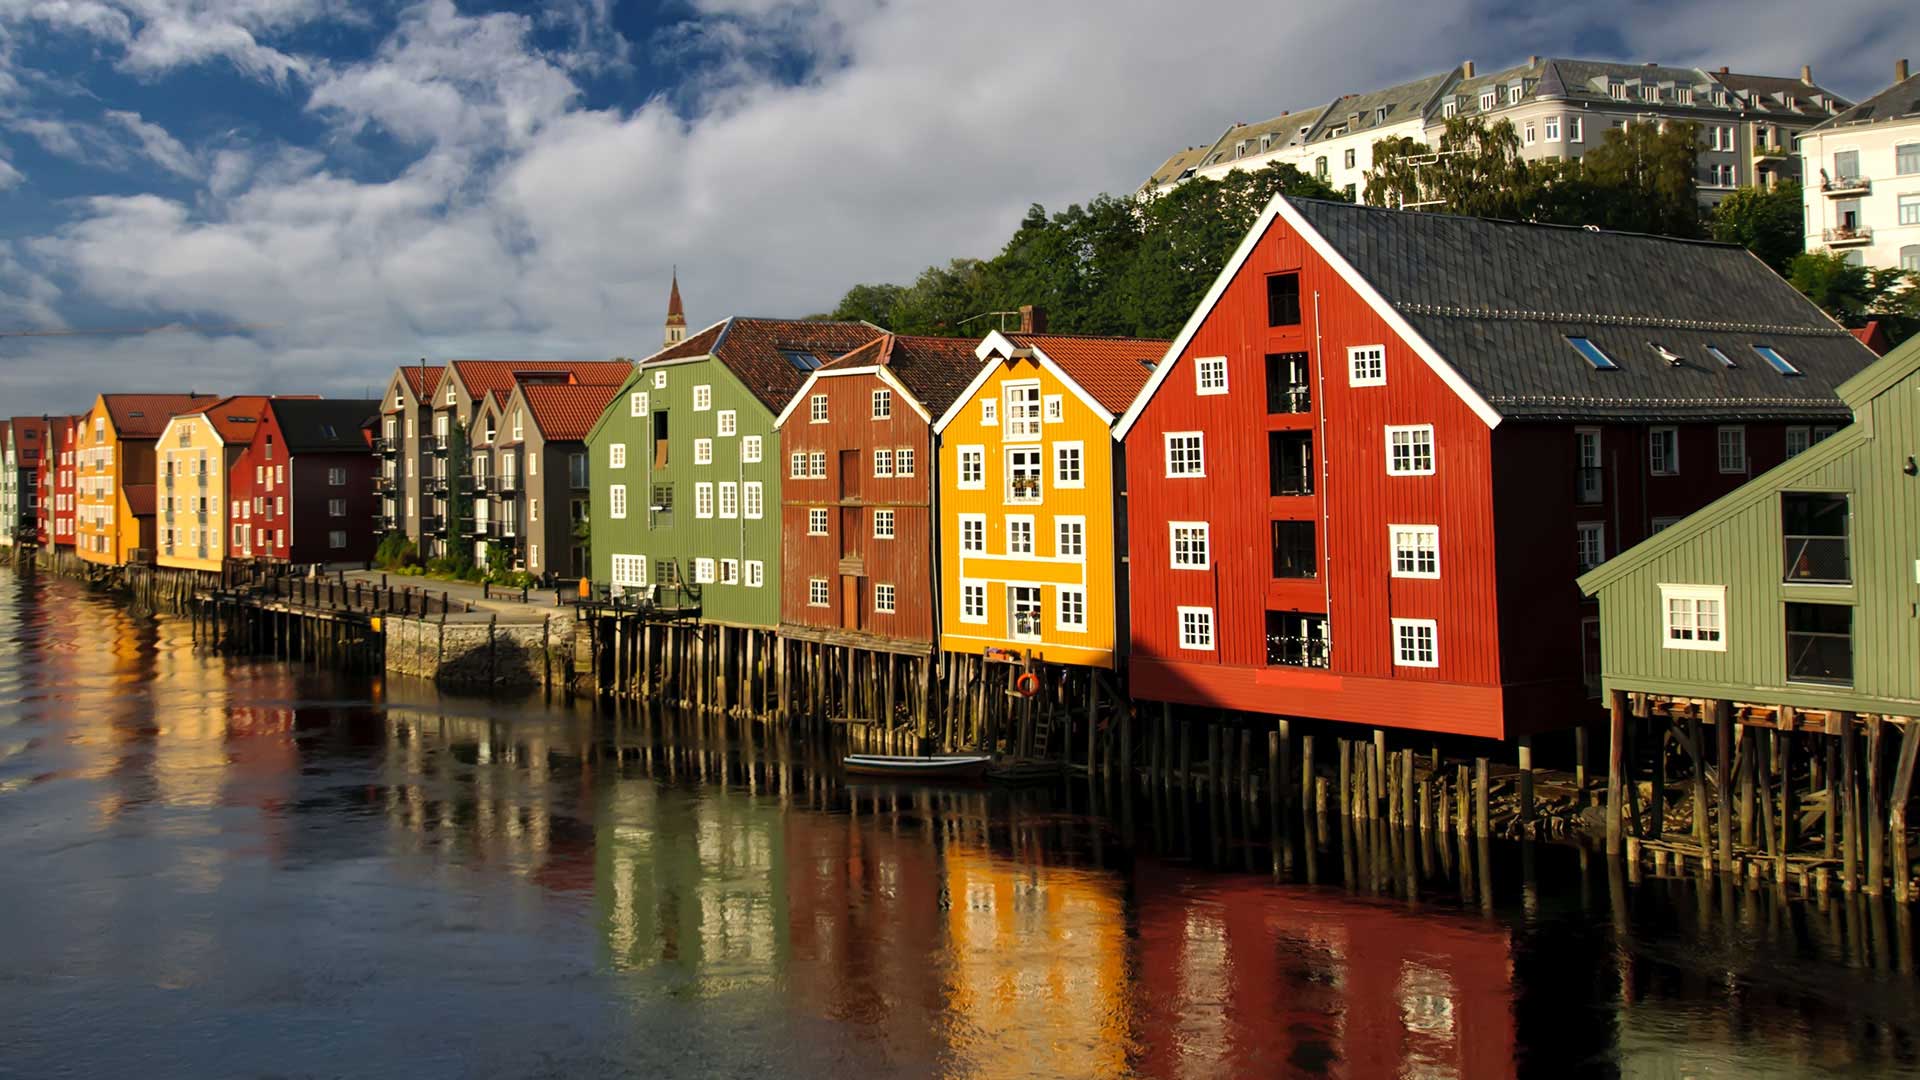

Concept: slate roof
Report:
left=447, top=360, right=634, bottom=407
left=643, top=318, right=890, bottom=414
left=1143, top=144, right=1219, bottom=189
left=521, top=384, right=623, bottom=442
left=1007, top=333, right=1169, bottom=415
left=1307, top=71, right=1452, bottom=142
left=102, top=393, right=222, bottom=439
left=822, top=334, right=983, bottom=418
left=1287, top=197, right=1875, bottom=421
left=1807, top=72, right=1920, bottom=132
left=1712, top=71, right=1843, bottom=116
left=271, top=399, right=381, bottom=453
left=1192, top=105, right=1331, bottom=171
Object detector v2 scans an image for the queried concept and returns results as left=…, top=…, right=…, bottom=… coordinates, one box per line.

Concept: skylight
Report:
left=781, top=350, right=824, bottom=372
left=1704, top=345, right=1736, bottom=368
left=1648, top=342, right=1683, bottom=365
left=1565, top=337, right=1618, bottom=370
left=1752, top=345, right=1801, bottom=376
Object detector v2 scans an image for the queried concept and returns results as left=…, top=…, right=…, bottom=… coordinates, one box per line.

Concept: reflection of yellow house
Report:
left=76, top=392, right=220, bottom=566
left=933, top=332, right=1164, bottom=669
left=155, top=396, right=272, bottom=572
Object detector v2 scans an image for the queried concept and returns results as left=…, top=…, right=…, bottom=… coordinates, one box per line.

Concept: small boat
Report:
left=842, top=753, right=992, bottom=782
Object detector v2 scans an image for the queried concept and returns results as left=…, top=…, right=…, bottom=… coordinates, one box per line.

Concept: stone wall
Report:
left=382, top=612, right=574, bottom=690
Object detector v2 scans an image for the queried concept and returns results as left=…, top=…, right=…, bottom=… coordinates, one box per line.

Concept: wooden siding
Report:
left=777, top=369, right=937, bottom=646
left=937, top=355, right=1123, bottom=669
left=1584, top=364, right=1920, bottom=714
left=587, top=358, right=785, bottom=628
left=154, top=414, right=237, bottom=572
left=1124, top=213, right=1505, bottom=728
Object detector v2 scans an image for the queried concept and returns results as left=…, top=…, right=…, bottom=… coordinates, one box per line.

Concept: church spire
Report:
left=664, top=267, right=687, bottom=347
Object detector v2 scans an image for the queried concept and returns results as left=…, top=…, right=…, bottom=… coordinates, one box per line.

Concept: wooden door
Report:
left=839, top=449, right=861, bottom=501
left=840, top=575, right=862, bottom=631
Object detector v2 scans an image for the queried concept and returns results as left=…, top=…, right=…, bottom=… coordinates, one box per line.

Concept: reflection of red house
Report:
left=1129, top=869, right=1516, bottom=1078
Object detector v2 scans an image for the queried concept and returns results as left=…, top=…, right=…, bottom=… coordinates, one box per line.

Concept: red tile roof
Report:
left=522, top=383, right=624, bottom=442
left=124, top=483, right=156, bottom=517
left=181, top=395, right=276, bottom=445
left=1851, top=321, right=1891, bottom=356
left=1006, top=333, right=1169, bottom=415
left=822, top=334, right=984, bottom=418
left=8, top=417, right=50, bottom=463
left=448, top=360, right=635, bottom=407
left=400, top=365, right=444, bottom=402
left=648, top=318, right=888, bottom=414
left=101, top=394, right=223, bottom=439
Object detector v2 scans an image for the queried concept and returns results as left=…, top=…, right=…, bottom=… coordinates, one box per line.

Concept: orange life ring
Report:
left=1015, top=672, right=1040, bottom=698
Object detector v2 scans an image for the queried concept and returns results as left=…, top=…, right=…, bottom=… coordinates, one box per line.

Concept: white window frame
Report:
left=1194, top=356, right=1229, bottom=396
left=694, top=482, right=714, bottom=519
left=741, top=435, right=761, bottom=462
left=1389, top=524, right=1440, bottom=579
left=807, top=578, right=829, bottom=607
left=630, top=391, right=649, bottom=417
left=743, top=481, right=763, bottom=520
left=718, top=481, right=738, bottom=519
left=809, top=451, right=826, bottom=479
left=1165, top=431, right=1204, bottom=478
left=1576, top=521, right=1605, bottom=571
left=808, top=508, right=829, bottom=536
left=608, top=484, right=627, bottom=520
left=871, top=389, right=892, bottom=419
left=694, top=438, right=712, bottom=466
left=1660, top=584, right=1727, bottom=652
left=1043, top=395, right=1064, bottom=423
left=959, top=580, right=987, bottom=624
left=957, top=446, right=985, bottom=490
left=653, top=369, right=667, bottom=389
left=1055, top=516, right=1085, bottom=559
left=1385, top=425, right=1435, bottom=476
left=809, top=394, right=828, bottom=423
left=789, top=451, right=806, bottom=479
left=1006, top=515, right=1035, bottom=555
left=874, top=583, right=896, bottom=614
left=745, top=560, right=764, bottom=588
left=694, top=557, right=716, bottom=584
left=609, top=443, right=626, bottom=469
left=716, top=410, right=736, bottom=437
left=720, top=558, right=738, bottom=585
left=1649, top=426, right=1679, bottom=476
left=872, top=509, right=895, bottom=539
left=1177, top=606, right=1215, bottom=651
left=1347, top=345, right=1386, bottom=387
left=1003, top=380, right=1043, bottom=441
left=1717, top=425, right=1746, bottom=474
left=958, top=513, right=986, bottom=553
left=1169, top=521, right=1210, bottom=569
left=980, top=398, right=998, bottom=426
left=692, top=384, right=712, bottom=412
left=896, top=447, right=915, bottom=477
left=1056, top=587, right=1087, bottom=633
left=1053, top=441, right=1084, bottom=489
left=610, top=553, right=648, bottom=589
left=1392, top=618, right=1439, bottom=668
left=1785, top=427, right=1810, bottom=458
left=873, top=448, right=893, bottom=477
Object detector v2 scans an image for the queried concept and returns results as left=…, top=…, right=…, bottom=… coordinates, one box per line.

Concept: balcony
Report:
left=1821, top=175, right=1870, bottom=196
left=419, top=514, right=442, bottom=533
left=498, top=520, right=518, bottom=539
left=425, top=474, right=449, bottom=493
left=375, top=473, right=397, bottom=492
left=458, top=515, right=476, bottom=536
left=469, top=472, right=491, bottom=494
left=472, top=518, right=491, bottom=538
left=374, top=435, right=399, bottom=456
left=1822, top=226, right=1873, bottom=247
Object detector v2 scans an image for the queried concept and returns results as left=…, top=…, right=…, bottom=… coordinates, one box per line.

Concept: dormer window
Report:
left=1507, top=83, right=1523, bottom=104
left=1480, top=91, right=1496, bottom=111
left=1443, top=101, right=1458, bottom=119
left=1375, top=107, right=1388, bottom=123
left=1235, top=140, right=1248, bottom=158
left=1639, top=84, right=1658, bottom=102
left=1676, top=87, right=1693, bottom=105
left=1608, top=81, right=1626, bottom=100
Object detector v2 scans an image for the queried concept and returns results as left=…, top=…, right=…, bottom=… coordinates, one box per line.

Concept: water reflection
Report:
left=0, top=571, right=1914, bottom=1078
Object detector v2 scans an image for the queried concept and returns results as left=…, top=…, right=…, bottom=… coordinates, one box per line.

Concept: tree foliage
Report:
left=1709, top=181, right=1805, bottom=274
left=828, top=162, right=1348, bottom=340
left=1788, top=251, right=1919, bottom=322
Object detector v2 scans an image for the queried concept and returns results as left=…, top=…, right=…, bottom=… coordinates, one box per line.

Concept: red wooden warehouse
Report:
left=230, top=399, right=381, bottom=565
left=774, top=333, right=980, bottom=651
left=1116, top=196, right=1875, bottom=740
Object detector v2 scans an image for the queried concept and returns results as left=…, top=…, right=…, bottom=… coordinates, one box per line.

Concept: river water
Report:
left=0, top=570, right=1914, bottom=1078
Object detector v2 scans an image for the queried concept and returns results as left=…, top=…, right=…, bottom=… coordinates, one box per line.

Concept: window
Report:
left=1390, top=524, right=1439, bottom=578
left=874, top=449, right=893, bottom=477
left=1576, top=522, right=1605, bottom=570
left=875, top=583, right=896, bottom=613
left=1043, top=395, right=1063, bottom=423
left=1786, top=602, right=1852, bottom=685
left=630, top=391, right=649, bottom=417
left=1195, top=356, right=1228, bottom=395
left=1178, top=607, right=1215, bottom=651
left=745, top=560, right=764, bottom=587
left=809, top=451, right=826, bottom=478
left=1165, top=432, right=1204, bottom=477
left=872, top=509, right=894, bottom=539
left=981, top=398, right=997, bottom=426
left=720, top=558, right=738, bottom=585
left=694, top=482, right=713, bottom=518
left=328, top=498, right=347, bottom=517
left=1902, top=245, right=1920, bottom=274
left=741, top=435, right=761, bottom=463
left=1524, top=121, right=1537, bottom=145
left=1004, top=382, right=1042, bottom=440
left=1566, top=336, right=1618, bottom=370
left=328, top=467, right=347, bottom=487
left=1648, top=427, right=1679, bottom=475
left=960, top=513, right=986, bottom=552
left=958, top=446, right=984, bottom=489
left=1479, top=91, right=1496, bottom=111
left=717, top=410, right=736, bottom=436
left=1343, top=148, right=1356, bottom=169
left=809, top=394, right=828, bottom=423
left=896, top=448, right=915, bottom=476
left=1267, top=273, right=1301, bottom=327
left=1053, top=442, right=1083, bottom=488
left=1056, top=587, right=1086, bottom=632
left=650, top=484, right=673, bottom=521
left=1660, top=584, right=1726, bottom=652
left=691, top=384, right=711, bottom=412
left=694, top=438, right=712, bottom=465
left=1347, top=345, right=1385, bottom=387
left=790, top=452, right=806, bottom=478
left=743, top=482, right=762, bottom=519
left=1007, top=447, right=1042, bottom=502
left=1170, top=521, right=1209, bottom=569
left=1717, top=426, right=1746, bottom=474
left=871, top=389, right=892, bottom=419
left=960, top=582, right=986, bottom=623
left=718, top=481, right=737, bottom=518
left=693, top=558, right=716, bottom=584
left=1785, top=427, right=1810, bottom=458
left=808, top=578, right=829, bottom=606
left=1703, top=345, right=1735, bottom=368
left=1783, top=492, right=1849, bottom=583
left=1576, top=428, right=1602, bottom=503
left=1544, top=117, right=1560, bottom=141
left=569, top=452, right=588, bottom=488
left=808, top=508, right=829, bottom=535
left=1393, top=619, right=1438, bottom=667
left=610, top=554, right=648, bottom=588
left=1752, top=345, right=1800, bottom=376
left=653, top=370, right=667, bottom=389
left=1385, top=425, right=1435, bottom=475
left=1056, top=517, right=1084, bottom=558
left=1898, top=143, right=1920, bottom=175
left=1900, top=195, right=1920, bottom=227
left=328, top=530, right=347, bottom=549
left=1568, top=116, right=1583, bottom=143
left=609, top=484, right=627, bottom=519
left=610, top=443, right=626, bottom=469
left=1007, top=516, right=1034, bottom=555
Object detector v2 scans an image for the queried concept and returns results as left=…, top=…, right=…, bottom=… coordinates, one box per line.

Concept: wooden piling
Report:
left=1607, top=689, right=1627, bottom=856
left=1715, top=702, right=1733, bottom=872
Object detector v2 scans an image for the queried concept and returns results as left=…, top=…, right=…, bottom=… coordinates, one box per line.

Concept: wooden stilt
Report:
left=1867, top=717, right=1886, bottom=897
left=1688, top=719, right=1711, bottom=866
left=1890, top=722, right=1918, bottom=904
left=1299, top=733, right=1314, bottom=812
left=1607, top=689, right=1628, bottom=856
left=1372, top=729, right=1387, bottom=822
left=1474, top=756, right=1489, bottom=839
left=1715, top=701, right=1733, bottom=872
left=1337, top=740, right=1351, bottom=819
left=1517, top=735, right=1535, bottom=835
left=1842, top=717, right=1860, bottom=893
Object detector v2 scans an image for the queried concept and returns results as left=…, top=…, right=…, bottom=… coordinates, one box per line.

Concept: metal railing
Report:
left=1783, top=535, right=1849, bottom=583
left=1821, top=175, right=1870, bottom=195
left=1822, top=225, right=1872, bottom=245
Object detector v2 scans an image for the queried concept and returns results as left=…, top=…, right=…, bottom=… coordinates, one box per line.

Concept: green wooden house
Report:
left=1578, top=334, right=1920, bottom=716
left=585, top=317, right=886, bottom=628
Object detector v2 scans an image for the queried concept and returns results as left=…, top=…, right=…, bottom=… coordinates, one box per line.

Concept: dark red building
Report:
left=232, top=399, right=380, bottom=565
left=1116, top=196, right=1875, bottom=740
left=774, top=334, right=979, bottom=649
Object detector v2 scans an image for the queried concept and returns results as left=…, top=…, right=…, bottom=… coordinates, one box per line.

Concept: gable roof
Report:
left=178, top=395, right=275, bottom=445
left=776, top=333, right=984, bottom=428
left=446, top=360, right=634, bottom=407
left=100, top=393, right=223, bottom=439
left=1142, top=143, right=1221, bottom=189
left=269, top=399, right=381, bottom=453
left=1117, top=196, right=1871, bottom=437
left=519, top=383, right=624, bottom=442
left=936, top=330, right=1169, bottom=434
left=398, top=364, right=444, bottom=403
left=640, top=317, right=890, bottom=414
left=1805, top=71, right=1920, bottom=132
left=7, top=417, right=46, bottom=452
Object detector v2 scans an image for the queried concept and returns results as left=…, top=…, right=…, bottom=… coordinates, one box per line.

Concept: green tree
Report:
left=828, top=282, right=906, bottom=325
left=1577, top=120, right=1702, bottom=237
left=1787, top=251, right=1917, bottom=321
left=1364, top=117, right=1542, bottom=219
left=1709, top=181, right=1804, bottom=274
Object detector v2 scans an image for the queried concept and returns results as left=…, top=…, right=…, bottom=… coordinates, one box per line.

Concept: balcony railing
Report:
left=419, top=514, right=442, bottom=532
left=1821, top=175, right=1870, bottom=196
left=374, top=435, right=398, bottom=455
left=1006, top=476, right=1042, bottom=504
left=499, top=473, right=520, bottom=492
left=426, top=475, right=449, bottom=493
left=1822, top=226, right=1872, bottom=246
left=433, top=435, right=449, bottom=452
left=1576, top=467, right=1603, bottom=504
left=458, top=515, right=476, bottom=536
left=469, top=473, right=491, bottom=493
left=1783, top=535, right=1849, bottom=583
left=1267, top=633, right=1331, bottom=669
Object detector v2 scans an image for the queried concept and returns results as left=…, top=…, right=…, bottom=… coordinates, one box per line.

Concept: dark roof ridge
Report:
left=1393, top=303, right=1852, bottom=337
left=1284, top=195, right=1744, bottom=251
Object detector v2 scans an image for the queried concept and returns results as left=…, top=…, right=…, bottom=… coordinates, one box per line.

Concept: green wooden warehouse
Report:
left=1578, top=334, right=1920, bottom=898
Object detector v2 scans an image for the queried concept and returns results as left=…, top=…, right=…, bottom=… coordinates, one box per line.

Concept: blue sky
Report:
left=0, top=0, right=1912, bottom=412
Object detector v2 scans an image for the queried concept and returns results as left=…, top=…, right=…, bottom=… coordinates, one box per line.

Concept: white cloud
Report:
left=105, top=109, right=198, bottom=176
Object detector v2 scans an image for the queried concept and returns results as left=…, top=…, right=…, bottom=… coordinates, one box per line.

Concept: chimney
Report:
left=1801, top=64, right=1813, bottom=84
left=1719, top=66, right=1729, bottom=74
left=1899, top=58, right=1911, bottom=82
left=1462, top=59, right=1475, bottom=78
left=1018, top=305, right=1047, bottom=334
left=1528, top=55, right=1540, bottom=67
